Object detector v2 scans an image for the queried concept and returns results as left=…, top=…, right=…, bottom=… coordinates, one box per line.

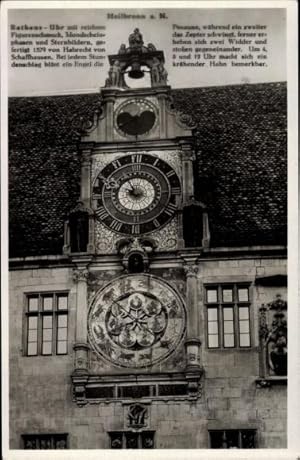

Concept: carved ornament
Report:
left=73, top=268, right=89, bottom=283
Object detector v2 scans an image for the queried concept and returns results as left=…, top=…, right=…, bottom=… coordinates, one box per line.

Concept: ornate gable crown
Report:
left=104, top=29, right=168, bottom=89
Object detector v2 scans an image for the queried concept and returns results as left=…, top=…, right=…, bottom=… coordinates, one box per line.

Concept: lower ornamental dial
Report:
left=92, top=153, right=181, bottom=235
left=88, top=274, right=187, bottom=368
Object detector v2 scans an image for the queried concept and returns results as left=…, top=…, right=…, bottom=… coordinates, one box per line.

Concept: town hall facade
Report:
left=9, top=30, right=287, bottom=449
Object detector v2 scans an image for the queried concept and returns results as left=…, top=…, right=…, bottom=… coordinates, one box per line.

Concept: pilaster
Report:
left=183, top=260, right=202, bottom=371
left=72, top=261, right=91, bottom=374
left=180, top=140, right=195, bottom=203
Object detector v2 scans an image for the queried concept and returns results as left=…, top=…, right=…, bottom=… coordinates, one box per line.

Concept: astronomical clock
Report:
left=70, top=30, right=206, bottom=407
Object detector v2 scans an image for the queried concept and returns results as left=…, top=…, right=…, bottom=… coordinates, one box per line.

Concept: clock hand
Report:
left=98, top=172, right=119, bottom=190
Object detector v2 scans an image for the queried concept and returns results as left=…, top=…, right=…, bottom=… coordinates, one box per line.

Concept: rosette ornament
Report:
left=107, top=293, right=167, bottom=349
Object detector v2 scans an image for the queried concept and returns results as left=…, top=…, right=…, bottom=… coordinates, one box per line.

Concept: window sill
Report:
left=256, top=376, right=287, bottom=387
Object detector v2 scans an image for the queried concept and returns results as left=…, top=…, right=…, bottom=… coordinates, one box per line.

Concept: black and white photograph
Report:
left=1, top=1, right=298, bottom=457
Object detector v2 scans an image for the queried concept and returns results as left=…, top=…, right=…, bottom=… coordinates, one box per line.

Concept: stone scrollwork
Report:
left=166, top=96, right=196, bottom=130
left=127, top=403, right=148, bottom=428
left=73, top=268, right=89, bottom=283
left=95, top=221, right=119, bottom=254
left=151, top=218, right=178, bottom=251
left=183, top=264, right=199, bottom=278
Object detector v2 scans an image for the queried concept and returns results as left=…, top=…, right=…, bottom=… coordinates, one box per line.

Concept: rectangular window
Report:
left=206, top=285, right=251, bottom=349
left=22, top=434, right=68, bottom=449
left=209, top=429, right=256, bottom=448
left=109, top=432, right=155, bottom=449
left=25, top=293, right=68, bottom=356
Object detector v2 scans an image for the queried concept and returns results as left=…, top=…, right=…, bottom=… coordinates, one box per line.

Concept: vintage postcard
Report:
left=1, top=1, right=298, bottom=459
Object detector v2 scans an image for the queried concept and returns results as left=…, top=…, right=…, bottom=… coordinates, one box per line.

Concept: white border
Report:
left=1, top=1, right=298, bottom=459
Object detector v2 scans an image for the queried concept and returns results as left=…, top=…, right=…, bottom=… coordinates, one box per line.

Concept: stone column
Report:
left=73, top=266, right=90, bottom=374
left=180, top=141, right=195, bottom=203
left=184, top=261, right=202, bottom=371
left=102, top=94, right=116, bottom=142
left=80, top=150, right=91, bottom=206
left=157, top=92, right=168, bottom=138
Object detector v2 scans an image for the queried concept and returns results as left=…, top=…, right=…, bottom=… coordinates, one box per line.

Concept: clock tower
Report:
left=67, top=29, right=208, bottom=429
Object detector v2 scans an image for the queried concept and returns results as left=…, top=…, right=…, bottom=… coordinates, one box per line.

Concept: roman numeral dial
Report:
left=92, top=154, right=181, bottom=235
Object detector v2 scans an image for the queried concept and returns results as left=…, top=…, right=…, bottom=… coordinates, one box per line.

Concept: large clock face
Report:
left=92, top=153, right=181, bottom=235
left=88, top=274, right=186, bottom=369
left=115, top=99, right=157, bottom=138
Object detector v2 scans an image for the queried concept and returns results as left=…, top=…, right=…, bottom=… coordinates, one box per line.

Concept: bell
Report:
left=128, top=61, right=144, bottom=79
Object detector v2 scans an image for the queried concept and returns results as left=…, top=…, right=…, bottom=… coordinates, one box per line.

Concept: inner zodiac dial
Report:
left=92, top=153, right=181, bottom=235
left=118, top=178, right=155, bottom=211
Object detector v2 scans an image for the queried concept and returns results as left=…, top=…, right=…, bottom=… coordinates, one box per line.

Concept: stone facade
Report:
left=8, top=30, right=287, bottom=451
left=9, top=255, right=287, bottom=449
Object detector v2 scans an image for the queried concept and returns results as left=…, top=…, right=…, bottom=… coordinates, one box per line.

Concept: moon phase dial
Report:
left=115, top=99, right=157, bottom=138
left=92, top=154, right=181, bottom=235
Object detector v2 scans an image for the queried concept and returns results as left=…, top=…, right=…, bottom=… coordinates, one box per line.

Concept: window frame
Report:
left=22, top=433, right=68, bottom=449
left=205, top=283, right=252, bottom=350
left=208, top=429, right=256, bottom=449
left=108, top=431, right=155, bottom=449
left=24, top=291, right=69, bottom=357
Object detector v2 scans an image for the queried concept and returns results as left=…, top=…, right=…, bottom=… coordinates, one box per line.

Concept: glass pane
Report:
left=57, top=341, right=67, bottom=354
left=43, top=316, right=52, bottom=328
left=43, top=296, right=53, bottom=311
left=208, top=321, right=218, bottom=334
left=239, top=306, right=249, bottom=320
left=222, top=289, right=233, bottom=302
left=241, top=430, right=255, bottom=448
left=28, top=297, right=38, bottom=312
left=240, top=334, right=250, bottom=347
left=210, top=431, right=223, bottom=448
left=57, top=327, right=67, bottom=340
left=28, top=316, right=38, bottom=329
left=42, top=342, right=52, bottom=355
left=238, top=288, right=249, bottom=302
left=224, top=321, right=234, bottom=334
left=208, top=335, right=219, bottom=348
left=43, top=329, right=53, bottom=341
left=208, top=308, right=218, bottom=321
left=207, top=289, right=218, bottom=303
left=224, top=334, right=234, bottom=347
left=27, top=342, right=38, bottom=355
left=57, top=314, right=68, bottom=327
left=57, top=295, right=68, bottom=310
left=223, top=307, right=233, bottom=320
left=226, top=430, right=239, bottom=448
left=28, top=329, right=38, bottom=342
left=111, top=434, right=123, bottom=449
left=141, top=432, right=154, bottom=449
left=239, top=321, right=250, bottom=333
left=126, top=433, right=138, bottom=449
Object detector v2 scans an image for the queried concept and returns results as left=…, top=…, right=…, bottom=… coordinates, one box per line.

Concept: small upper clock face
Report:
left=115, top=99, right=157, bottom=137
left=92, top=153, right=181, bottom=235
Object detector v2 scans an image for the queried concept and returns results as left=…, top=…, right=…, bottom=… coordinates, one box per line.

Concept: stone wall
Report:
left=9, top=256, right=287, bottom=449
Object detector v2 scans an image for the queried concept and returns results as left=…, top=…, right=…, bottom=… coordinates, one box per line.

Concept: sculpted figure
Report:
left=118, top=43, right=126, bottom=54
left=159, top=61, right=168, bottom=84
left=147, top=43, right=156, bottom=51
left=109, top=60, right=121, bottom=86
left=151, top=57, right=168, bottom=86
left=129, top=28, right=144, bottom=48
left=150, top=57, right=161, bottom=85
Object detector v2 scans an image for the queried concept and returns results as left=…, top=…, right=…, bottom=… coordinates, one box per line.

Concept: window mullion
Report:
left=37, top=295, right=43, bottom=355
left=53, top=295, right=58, bottom=355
